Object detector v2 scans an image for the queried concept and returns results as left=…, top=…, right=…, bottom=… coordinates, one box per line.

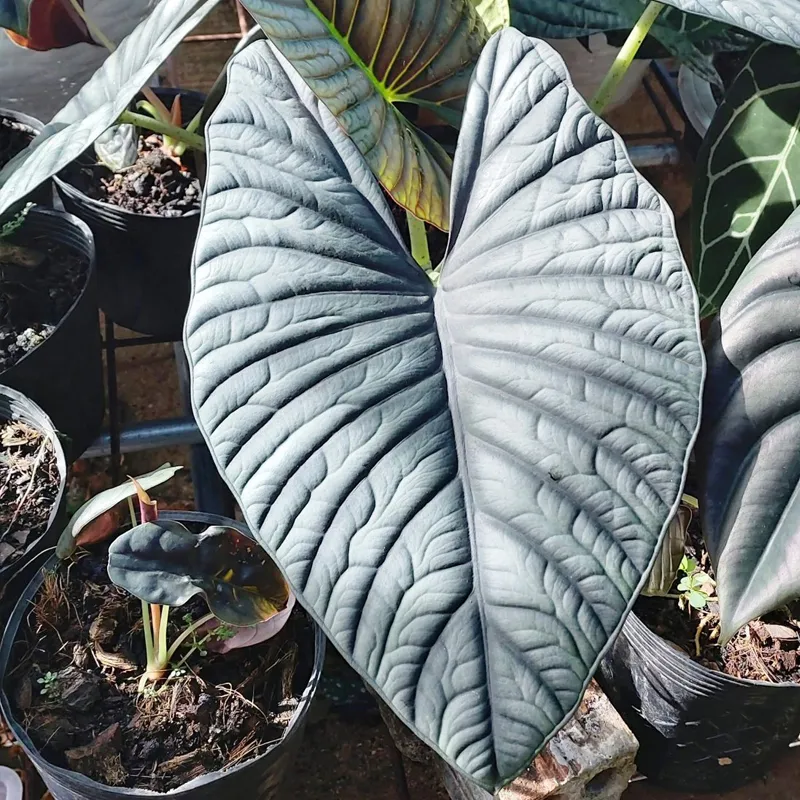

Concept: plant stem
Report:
left=64, top=0, right=171, bottom=119
left=166, top=611, right=216, bottom=661
left=406, top=209, right=432, bottom=270
left=589, top=1, right=664, bottom=115
left=157, top=605, right=170, bottom=664
left=119, top=111, right=206, bottom=152
left=141, top=600, right=155, bottom=668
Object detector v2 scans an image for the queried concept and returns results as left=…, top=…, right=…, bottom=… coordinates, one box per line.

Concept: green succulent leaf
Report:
left=693, top=44, right=800, bottom=317
left=237, top=0, right=489, bottom=231
left=186, top=31, right=703, bottom=789
left=107, top=521, right=290, bottom=627
left=56, top=464, right=182, bottom=559
left=698, top=207, right=800, bottom=642
left=0, top=0, right=220, bottom=217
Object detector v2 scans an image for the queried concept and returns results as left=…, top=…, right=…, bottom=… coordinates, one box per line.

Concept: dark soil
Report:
left=0, top=421, right=59, bottom=568
left=0, top=117, right=36, bottom=169
left=0, top=229, right=88, bottom=371
left=636, top=514, right=800, bottom=684
left=66, top=135, right=201, bottom=217
left=7, top=549, right=313, bottom=791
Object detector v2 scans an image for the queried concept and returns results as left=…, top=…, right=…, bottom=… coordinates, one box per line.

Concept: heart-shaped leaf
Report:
left=1, top=0, right=95, bottom=50
left=56, top=464, right=181, bottom=559
left=237, top=0, right=489, bottom=231
left=693, top=44, right=800, bottom=317
left=697, top=207, right=800, bottom=642
left=0, top=0, right=220, bottom=217
left=107, top=521, right=291, bottom=626
left=186, top=32, right=703, bottom=789
left=206, top=592, right=296, bottom=652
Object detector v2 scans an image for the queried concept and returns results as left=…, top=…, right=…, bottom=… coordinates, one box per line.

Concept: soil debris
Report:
left=0, top=421, right=59, bottom=569
left=10, top=548, right=312, bottom=791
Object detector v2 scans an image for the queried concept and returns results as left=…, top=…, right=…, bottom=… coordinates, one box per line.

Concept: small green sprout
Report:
left=0, top=203, right=32, bottom=239
left=677, top=556, right=716, bottom=610
left=37, top=671, right=60, bottom=697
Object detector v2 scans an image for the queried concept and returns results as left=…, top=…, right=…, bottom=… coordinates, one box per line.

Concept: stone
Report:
left=58, top=666, right=101, bottom=712
left=438, top=681, right=638, bottom=800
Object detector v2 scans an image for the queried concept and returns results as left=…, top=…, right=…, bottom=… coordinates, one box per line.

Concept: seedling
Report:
left=37, top=671, right=60, bottom=697
left=108, top=477, right=291, bottom=692
left=677, top=556, right=716, bottom=611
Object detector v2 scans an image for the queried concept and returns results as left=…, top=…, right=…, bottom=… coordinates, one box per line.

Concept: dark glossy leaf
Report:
left=508, top=0, right=754, bottom=71
left=693, top=44, right=800, bottom=317
left=1, top=0, right=94, bottom=50
left=107, top=521, right=290, bottom=627
left=238, top=0, right=489, bottom=231
left=186, top=32, right=703, bottom=789
left=0, top=0, right=220, bottom=217
left=697, top=207, right=800, bottom=641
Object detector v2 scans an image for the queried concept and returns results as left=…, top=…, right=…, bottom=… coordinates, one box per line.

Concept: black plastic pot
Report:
left=0, top=108, right=51, bottom=209
left=0, top=207, right=104, bottom=460
left=54, top=88, right=204, bottom=340
left=598, top=611, right=800, bottom=793
left=0, top=510, right=325, bottom=800
left=0, top=385, right=66, bottom=607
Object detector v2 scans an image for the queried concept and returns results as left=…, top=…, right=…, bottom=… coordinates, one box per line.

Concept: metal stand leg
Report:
left=173, top=343, right=235, bottom=516
left=104, top=317, right=122, bottom=485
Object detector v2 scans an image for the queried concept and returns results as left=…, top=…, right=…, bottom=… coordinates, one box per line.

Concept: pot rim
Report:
left=53, top=87, right=205, bottom=222
left=0, top=509, right=325, bottom=796
left=0, top=206, right=96, bottom=380
left=626, top=608, right=800, bottom=691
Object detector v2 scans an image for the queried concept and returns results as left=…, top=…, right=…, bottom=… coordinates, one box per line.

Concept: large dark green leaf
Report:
left=185, top=32, right=703, bottom=789
left=693, top=44, right=800, bottom=317
left=510, top=0, right=800, bottom=49
left=0, top=0, right=220, bottom=217
left=507, top=0, right=754, bottom=78
left=697, top=208, right=800, bottom=642
left=107, top=520, right=290, bottom=626
left=237, top=0, right=489, bottom=231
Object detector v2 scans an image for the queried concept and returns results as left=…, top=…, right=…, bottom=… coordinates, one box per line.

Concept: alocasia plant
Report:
left=185, top=30, right=704, bottom=789
left=697, top=207, right=800, bottom=642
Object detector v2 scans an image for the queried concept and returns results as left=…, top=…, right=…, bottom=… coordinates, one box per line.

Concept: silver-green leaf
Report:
left=186, top=32, right=703, bottom=790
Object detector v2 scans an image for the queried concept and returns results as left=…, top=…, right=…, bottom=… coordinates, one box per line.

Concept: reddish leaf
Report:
left=3, top=0, right=96, bottom=51
left=74, top=507, right=122, bottom=548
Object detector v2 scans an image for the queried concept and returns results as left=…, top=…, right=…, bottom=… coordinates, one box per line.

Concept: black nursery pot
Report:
left=0, top=208, right=104, bottom=459
left=0, top=385, right=66, bottom=605
left=0, top=108, right=51, bottom=209
left=0, top=511, right=326, bottom=800
left=53, top=89, right=204, bottom=340
left=598, top=611, right=800, bottom=793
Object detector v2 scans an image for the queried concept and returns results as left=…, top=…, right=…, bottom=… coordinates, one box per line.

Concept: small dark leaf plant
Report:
left=56, top=464, right=293, bottom=693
